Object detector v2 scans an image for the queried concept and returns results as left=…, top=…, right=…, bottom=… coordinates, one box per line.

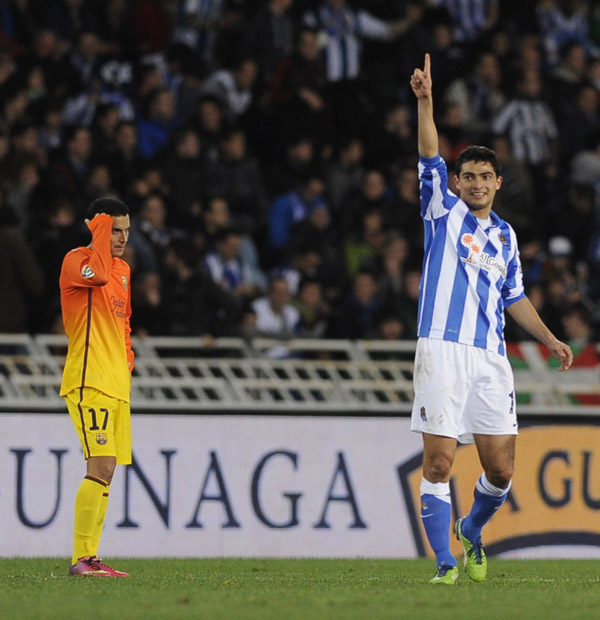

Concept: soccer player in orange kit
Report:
left=60, top=197, right=134, bottom=577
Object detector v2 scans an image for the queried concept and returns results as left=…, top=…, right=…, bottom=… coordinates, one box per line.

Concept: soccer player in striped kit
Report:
left=60, top=197, right=134, bottom=577
left=409, top=54, right=573, bottom=585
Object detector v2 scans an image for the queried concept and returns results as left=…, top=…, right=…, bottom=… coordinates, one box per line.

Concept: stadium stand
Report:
left=0, top=4, right=599, bottom=420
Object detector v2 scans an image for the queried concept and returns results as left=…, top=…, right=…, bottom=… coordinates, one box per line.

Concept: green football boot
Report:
left=454, top=517, right=487, bottom=582
left=429, top=563, right=459, bottom=585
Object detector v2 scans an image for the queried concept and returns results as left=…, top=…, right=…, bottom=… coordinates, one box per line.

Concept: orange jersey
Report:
left=59, top=214, right=134, bottom=402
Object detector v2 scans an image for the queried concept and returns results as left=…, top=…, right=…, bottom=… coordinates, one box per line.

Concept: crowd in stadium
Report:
left=0, top=0, right=600, bottom=347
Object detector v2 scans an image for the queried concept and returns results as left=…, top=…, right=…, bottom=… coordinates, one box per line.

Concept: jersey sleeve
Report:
left=61, top=215, right=114, bottom=287
left=418, top=154, right=453, bottom=220
left=501, top=235, right=526, bottom=307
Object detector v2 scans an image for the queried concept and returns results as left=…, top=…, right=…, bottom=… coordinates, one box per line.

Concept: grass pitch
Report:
left=1, top=558, right=600, bottom=620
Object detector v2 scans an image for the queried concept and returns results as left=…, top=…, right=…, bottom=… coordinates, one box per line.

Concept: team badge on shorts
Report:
left=96, top=433, right=108, bottom=445
left=420, top=406, right=427, bottom=422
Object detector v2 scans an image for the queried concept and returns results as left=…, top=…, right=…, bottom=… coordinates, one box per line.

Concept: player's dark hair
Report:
left=86, top=197, right=129, bottom=219
left=455, top=146, right=501, bottom=177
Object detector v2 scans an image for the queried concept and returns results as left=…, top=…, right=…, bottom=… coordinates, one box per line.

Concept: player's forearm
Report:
left=417, top=96, right=438, bottom=159
left=506, top=297, right=559, bottom=348
left=86, top=215, right=114, bottom=281
left=507, top=297, right=573, bottom=370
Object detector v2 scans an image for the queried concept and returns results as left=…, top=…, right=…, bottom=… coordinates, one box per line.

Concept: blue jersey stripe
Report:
left=419, top=218, right=447, bottom=337
left=444, top=213, right=476, bottom=339
left=494, top=291, right=505, bottom=353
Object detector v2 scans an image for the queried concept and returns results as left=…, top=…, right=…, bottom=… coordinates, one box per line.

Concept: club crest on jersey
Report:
left=121, top=275, right=128, bottom=290
left=460, top=233, right=507, bottom=277
left=81, top=265, right=95, bottom=279
left=96, top=433, right=108, bottom=445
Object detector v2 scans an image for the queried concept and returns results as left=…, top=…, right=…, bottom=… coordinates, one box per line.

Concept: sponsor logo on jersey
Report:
left=81, top=265, right=95, bottom=279
left=460, top=233, right=507, bottom=278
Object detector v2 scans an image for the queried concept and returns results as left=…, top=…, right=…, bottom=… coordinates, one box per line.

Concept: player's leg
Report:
left=66, top=389, right=127, bottom=576
left=72, top=456, right=129, bottom=576
left=89, top=399, right=131, bottom=559
left=87, top=455, right=117, bottom=556
left=467, top=433, right=515, bottom=538
left=411, top=339, right=466, bottom=583
left=72, top=458, right=116, bottom=566
left=421, top=433, right=459, bottom=583
left=86, top=399, right=132, bottom=576
left=71, top=462, right=128, bottom=577
left=461, top=347, right=517, bottom=538
left=454, top=434, right=514, bottom=582
left=457, top=349, right=517, bottom=581
left=90, top=486, right=110, bottom=557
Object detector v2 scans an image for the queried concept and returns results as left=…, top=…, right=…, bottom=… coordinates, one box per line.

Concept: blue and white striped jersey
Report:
left=492, top=98, right=558, bottom=166
left=417, top=154, right=525, bottom=356
left=432, top=0, right=498, bottom=42
left=303, top=6, right=395, bottom=82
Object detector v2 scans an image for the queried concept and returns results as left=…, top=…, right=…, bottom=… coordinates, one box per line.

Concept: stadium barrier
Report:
left=1, top=334, right=599, bottom=414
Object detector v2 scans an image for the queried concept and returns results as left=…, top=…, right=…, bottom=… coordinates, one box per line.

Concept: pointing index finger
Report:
left=424, top=53, right=430, bottom=74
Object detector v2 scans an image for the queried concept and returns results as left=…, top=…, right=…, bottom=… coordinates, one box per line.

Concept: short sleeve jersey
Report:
left=59, top=215, right=134, bottom=402
left=417, top=154, right=525, bottom=356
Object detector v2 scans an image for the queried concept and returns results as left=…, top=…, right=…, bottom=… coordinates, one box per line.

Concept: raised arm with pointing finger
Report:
left=410, top=53, right=438, bottom=159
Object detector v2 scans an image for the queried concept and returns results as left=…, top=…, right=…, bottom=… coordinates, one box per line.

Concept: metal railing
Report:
left=0, top=334, right=599, bottom=415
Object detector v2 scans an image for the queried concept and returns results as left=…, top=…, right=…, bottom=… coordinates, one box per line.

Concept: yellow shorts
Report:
left=65, top=387, right=132, bottom=464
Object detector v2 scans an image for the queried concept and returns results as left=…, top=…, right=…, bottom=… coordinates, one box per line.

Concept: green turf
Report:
left=1, top=558, right=600, bottom=620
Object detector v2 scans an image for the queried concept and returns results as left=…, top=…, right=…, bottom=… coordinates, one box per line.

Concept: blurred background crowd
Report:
left=1, top=0, right=600, bottom=349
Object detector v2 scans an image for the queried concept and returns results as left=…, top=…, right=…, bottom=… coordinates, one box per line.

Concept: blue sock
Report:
left=421, top=482, right=455, bottom=567
left=462, top=473, right=510, bottom=543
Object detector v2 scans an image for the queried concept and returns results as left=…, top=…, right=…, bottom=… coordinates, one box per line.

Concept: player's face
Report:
left=110, top=215, right=130, bottom=257
left=454, top=161, right=502, bottom=216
